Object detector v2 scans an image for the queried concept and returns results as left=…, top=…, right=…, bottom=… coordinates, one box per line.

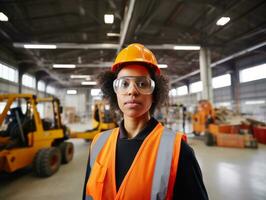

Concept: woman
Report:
left=83, top=43, right=208, bottom=200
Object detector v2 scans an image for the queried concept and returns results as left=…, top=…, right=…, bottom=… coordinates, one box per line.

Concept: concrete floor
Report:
left=190, top=139, right=266, bottom=200
left=0, top=122, right=266, bottom=200
left=0, top=139, right=88, bottom=200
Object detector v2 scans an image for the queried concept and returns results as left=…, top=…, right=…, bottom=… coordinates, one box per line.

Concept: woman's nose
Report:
left=127, top=82, right=139, bottom=95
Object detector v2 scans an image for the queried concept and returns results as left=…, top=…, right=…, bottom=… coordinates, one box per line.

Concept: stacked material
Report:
left=214, top=107, right=249, bottom=125
left=253, top=126, right=266, bottom=144
left=214, top=106, right=266, bottom=146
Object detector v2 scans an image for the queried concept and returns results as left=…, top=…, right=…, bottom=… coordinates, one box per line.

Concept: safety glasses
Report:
left=113, top=76, right=155, bottom=95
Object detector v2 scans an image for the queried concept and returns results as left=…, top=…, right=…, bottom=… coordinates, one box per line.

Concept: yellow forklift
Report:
left=70, top=100, right=118, bottom=140
left=0, top=94, right=74, bottom=177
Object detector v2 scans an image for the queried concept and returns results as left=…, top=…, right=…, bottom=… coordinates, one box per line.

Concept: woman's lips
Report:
left=124, top=100, right=141, bottom=108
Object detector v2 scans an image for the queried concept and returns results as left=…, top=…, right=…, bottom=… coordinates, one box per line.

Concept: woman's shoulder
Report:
left=179, top=140, right=196, bottom=160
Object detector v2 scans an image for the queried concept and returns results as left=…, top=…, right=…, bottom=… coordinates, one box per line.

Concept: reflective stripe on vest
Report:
left=151, top=128, right=176, bottom=200
left=89, top=129, right=112, bottom=168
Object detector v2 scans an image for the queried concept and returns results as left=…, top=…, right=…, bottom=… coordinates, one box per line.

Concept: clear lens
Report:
left=113, top=76, right=155, bottom=95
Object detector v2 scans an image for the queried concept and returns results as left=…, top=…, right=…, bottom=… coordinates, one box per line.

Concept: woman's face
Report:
left=115, top=64, right=153, bottom=119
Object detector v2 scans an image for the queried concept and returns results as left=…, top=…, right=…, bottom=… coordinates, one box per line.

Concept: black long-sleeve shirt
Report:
left=83, top=117, right=208, bottom=200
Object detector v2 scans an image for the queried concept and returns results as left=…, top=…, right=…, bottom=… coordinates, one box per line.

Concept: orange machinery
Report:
left=192, top=100, right=215, bottom=136
left=192, top=100, right=257, bottom=148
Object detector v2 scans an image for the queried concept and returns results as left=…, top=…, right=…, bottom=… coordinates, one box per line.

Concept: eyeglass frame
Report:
left=113, top=76, right=155, bottom=95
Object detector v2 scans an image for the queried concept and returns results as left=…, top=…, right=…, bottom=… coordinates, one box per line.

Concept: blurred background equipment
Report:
left=70, top=100, right=118, bottom=141
left=192, top=100, right=261, bottom=148
left=0, top=94, right=74, bottom=177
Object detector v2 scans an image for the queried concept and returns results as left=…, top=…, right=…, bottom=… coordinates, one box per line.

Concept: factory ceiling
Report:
left=0, top=0, right=265, bottom=88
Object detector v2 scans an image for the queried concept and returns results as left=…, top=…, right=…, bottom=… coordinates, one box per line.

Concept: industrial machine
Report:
left=192, top=100, right=215, bottom=137
left=0, top=94, right=74, bottom=177
left=70, top=100, right=118, bottom=140
left=192, top=100, right=257, bottom=148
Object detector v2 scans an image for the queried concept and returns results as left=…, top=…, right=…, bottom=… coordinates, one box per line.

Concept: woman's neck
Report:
left=123, top=114, right=151, bottom=138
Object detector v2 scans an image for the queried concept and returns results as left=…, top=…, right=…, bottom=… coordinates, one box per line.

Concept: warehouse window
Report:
left=212, top=74, right=231, bottom=89
left=190, top=81, right=202, bottom=93
left=177, top=85, right=188, bottom=96
left=245, top=100, right=265, bottom=105
left=239, top=63, right=266, bottom=83
left=47, top=85, right=55, bottom=94
left=169, top=88, right=177, bottom=97
left=37, top=103, right=45, bottom=118
left=0, top=63, right=18, bottom=83
left=37, top=81, right=45, bottom=92
left=22, top=74, right=36, bottom=88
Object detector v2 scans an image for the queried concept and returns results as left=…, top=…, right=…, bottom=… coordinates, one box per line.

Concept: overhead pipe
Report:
left=117, top=0, right=136, bottom=52
left=210, top=41, right=266, bottom=67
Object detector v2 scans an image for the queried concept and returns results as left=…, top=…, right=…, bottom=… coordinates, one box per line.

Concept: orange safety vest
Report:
left=86, top=123, right=184, bottom=200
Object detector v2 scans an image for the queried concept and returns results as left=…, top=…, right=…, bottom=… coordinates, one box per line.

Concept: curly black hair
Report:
left=97, top=63, right=169, bottom=115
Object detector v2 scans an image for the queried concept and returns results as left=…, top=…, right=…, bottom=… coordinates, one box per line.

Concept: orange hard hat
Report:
left=111, top=43, right=160, bottom=75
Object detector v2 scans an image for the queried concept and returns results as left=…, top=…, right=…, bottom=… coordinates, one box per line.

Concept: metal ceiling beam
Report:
left=30, top=23, right=101, bottom=38
left=108, top=0, right=122, bottom=20
left=170, top=70, right=200, bottom=85
left=170, top=41, right=266, bottom=85
left=13, top=43, right=202, bottom=50
left=209, top=0, right=266, bottom=38
left=225, top=22, right=266, bottom=45
left=118, top=0, right=136, bottom=52
left=13, top=43, right=119, bottom=49
left=134, top=0, right=164, bottom=34
left=202, top=0, right=242, bottom=33
left=210, top=41, right=266, bottom=67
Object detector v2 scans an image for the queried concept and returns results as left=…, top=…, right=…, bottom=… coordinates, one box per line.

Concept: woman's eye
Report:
left=121, top=80, right=129, bottom=88
left=138, top=81, right=148, bottom=88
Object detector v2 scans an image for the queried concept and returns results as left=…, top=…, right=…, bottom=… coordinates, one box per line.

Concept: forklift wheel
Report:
left=59, top=142, right=74, bottom=164
left=33, top=149, right=46, bottom=176
left=34, top=147, right=62, bottom=177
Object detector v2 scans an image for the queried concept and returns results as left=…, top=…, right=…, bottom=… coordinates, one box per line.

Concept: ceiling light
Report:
left=107, top=33, right=120, bottom=37
left=158, top=64, right=168, bottom=68
left=67, top=89, right=77, bottom=95
left=104, top=14, right=114, bottom=24
left=173, top=45, right=200, bottom=50
left=81, top=81, right=97, bottom=85
left=70, top=75, right=91, bottom=79
left=216, top=17, right=230, bottom=26
left=24, top=44, right=57, bottom=49
left=91, top=89, right=101, bottom=96
left=0, top=12, right=8, bottom=21
left=53, top=64, right=76, bottom=68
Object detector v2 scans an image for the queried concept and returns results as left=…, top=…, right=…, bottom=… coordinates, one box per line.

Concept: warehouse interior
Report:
left=0, top=0, right=266, bottom=199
